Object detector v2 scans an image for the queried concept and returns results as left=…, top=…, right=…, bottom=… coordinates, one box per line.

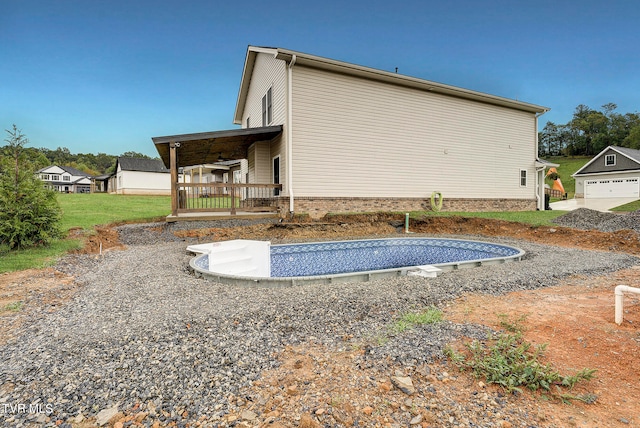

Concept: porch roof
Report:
left=152, top=125, right=283, bottom=168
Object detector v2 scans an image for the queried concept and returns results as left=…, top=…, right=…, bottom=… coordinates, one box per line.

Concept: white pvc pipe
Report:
left=615, top=285, right=640, bottom=325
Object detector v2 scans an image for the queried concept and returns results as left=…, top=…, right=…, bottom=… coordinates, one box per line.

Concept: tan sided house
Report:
left=153, top=46, right=551, bottom=220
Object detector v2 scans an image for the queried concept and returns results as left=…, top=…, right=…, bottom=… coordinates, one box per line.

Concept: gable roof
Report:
left=117, top=157, right=169, bottom=173
left=234, top=46, right=550, bottom=124
left=574, top=146, right=640, bottom=176
left=59, top=165, right=93, bottom=177
left=37, top=165, right=93, bottom=177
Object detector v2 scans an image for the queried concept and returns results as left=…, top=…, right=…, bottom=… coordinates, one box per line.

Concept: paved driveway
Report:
left=549, top=197, right=638, bottom=212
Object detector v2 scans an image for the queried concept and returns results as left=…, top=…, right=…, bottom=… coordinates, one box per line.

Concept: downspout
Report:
left=287, top=54, right=297, bottom=217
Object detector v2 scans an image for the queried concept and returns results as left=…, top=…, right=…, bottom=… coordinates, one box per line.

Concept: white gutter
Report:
left=287, top=54, right=297, bottom=216
left=615, top=285, right=640, bottom=325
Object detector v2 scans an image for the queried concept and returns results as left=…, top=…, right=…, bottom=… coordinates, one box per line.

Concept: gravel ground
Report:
left=0, top=218, right=638, bottom=427
left=553, top=208, right=640, bottom=233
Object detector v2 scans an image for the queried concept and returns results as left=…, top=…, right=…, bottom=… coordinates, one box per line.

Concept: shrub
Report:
left=0, top=126, right=62, bottom=250
left=445, top=315, right=596, bottom=402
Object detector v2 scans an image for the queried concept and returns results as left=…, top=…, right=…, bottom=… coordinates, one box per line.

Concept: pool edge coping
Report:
left=188, top=237, right=525, bottom=287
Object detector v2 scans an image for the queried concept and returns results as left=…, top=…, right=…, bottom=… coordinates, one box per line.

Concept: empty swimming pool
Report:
left=189, top=237, right=525, bottom=287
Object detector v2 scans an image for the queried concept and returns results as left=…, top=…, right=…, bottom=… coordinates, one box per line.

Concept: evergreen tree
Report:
left=0, top=125, right=62, bottom=251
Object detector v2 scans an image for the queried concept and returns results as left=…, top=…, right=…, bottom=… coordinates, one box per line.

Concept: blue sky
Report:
left=2, top=0, right=639, bottom=157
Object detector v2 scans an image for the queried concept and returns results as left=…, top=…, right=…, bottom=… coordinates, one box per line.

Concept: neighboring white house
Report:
left=573, top=146, right=640, bottom=198
left=184, top=160, right=247, bottom=188
left=154, top=46, right=551, bottom=218
left=109, top=157, right=178, bottom=195
left=37, top=165, right=93, bottom=193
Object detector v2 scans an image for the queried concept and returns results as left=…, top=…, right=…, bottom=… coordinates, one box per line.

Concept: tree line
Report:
left=539, top=103, right=640, bottom=157
left=1, top=144, right=155, bottom=176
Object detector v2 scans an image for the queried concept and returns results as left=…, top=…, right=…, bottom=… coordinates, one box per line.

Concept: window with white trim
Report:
left=519, top=169, right=527, bottom=187
left=41, top=174, right=50, bottom=180
left=51, top=175, right=60, bottom=181
left=63, top=175, right=71, bottom=181
left=262, top=87, right=272, bottom=126
left=605, top=154, right=616, bottom=166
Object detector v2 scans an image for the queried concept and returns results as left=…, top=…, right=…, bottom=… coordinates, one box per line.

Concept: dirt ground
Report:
left=2, top=214, right=639, bottom=427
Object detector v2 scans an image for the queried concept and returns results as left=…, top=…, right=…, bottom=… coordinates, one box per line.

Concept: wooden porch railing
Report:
left=174, top=182, right=282, bottom=215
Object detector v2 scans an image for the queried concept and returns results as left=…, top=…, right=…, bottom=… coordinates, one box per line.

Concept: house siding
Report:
left=290, top=64, right=537, bottom=200
left=115, top=165, right=172, bottom=195
left=576, top=148, right=640, bottom=175
left=241, top=52, right=288, bottom=193
left=248, top=141, right=272, bottom=184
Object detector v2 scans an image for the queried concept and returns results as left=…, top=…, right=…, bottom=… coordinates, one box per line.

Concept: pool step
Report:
left=206, top=240, right=270, bottom=277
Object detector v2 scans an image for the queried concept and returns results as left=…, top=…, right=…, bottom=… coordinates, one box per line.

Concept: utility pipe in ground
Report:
left=615, top=285, right=640, bottom=325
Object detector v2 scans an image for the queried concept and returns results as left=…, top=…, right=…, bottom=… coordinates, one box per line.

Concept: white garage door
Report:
left=585, top=177, right=640, bottom=198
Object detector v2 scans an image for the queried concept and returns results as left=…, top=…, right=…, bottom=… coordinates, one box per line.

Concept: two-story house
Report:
left=154, top=46, right=551, bottom=219
left=37, top=165, right=93, bottom=193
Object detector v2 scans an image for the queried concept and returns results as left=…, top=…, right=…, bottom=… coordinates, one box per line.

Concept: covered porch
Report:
left=152, top=126, right=283, bottom=222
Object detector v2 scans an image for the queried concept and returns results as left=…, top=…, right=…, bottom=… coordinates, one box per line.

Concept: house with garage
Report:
left=37, top=165, right=93, bottom=193
left=153, top=46, right=551, bottom=220
left=108, top=157, right=184, bottom=195
left=573, top=146, right=640, bottom=199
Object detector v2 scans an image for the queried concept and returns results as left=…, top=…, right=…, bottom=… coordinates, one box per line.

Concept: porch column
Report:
left=170, top=141, right=178, bottom=216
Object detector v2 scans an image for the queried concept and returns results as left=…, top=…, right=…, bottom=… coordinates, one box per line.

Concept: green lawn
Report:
left=59, top=193, right=171, bottom=231
left=0, top=194, right=171, bottom=273
left=611, top=199, right=640, bottom=212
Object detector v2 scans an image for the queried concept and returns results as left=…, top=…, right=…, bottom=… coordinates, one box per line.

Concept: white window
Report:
left=41, top=174, right=50, bottom=180
left=63, top=175, right=71, bottom=181
left=519, top=169, right=527, bottom=187
left=262, top=87, right=272, bottom=126
left=605, top=154, right=616, bottom=166
left=51, top=175, right=60, bottom=181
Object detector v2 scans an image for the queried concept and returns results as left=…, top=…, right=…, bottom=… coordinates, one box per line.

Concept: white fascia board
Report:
left=233, top=46, right=279, bottom=125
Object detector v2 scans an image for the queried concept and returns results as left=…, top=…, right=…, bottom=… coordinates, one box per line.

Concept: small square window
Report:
left=520, top=169, right=527, bottom=187
left=605, top=154, right=616, bottom=166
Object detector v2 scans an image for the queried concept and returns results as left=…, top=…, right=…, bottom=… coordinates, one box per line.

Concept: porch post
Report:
left=230, top=183, right=236, bottom=215
left=170, top=141, right=178, bottom=217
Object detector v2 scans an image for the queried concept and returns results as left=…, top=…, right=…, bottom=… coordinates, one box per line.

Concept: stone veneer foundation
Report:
left=276, top=197, right=537, bottom=219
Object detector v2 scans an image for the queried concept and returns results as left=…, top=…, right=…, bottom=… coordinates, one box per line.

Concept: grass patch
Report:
left=58, top=193, right=170, bottom=231
left=391, top=307, right=443, bottom=333
left=0, top=239, right=82, bottom=272
left=445, top=315, right=596, bottom=402
left=610, top=199, right=640, bottom=212
left=2, top=301, right=24, bottom=313
left=0, top=194, right=171, bottom=273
